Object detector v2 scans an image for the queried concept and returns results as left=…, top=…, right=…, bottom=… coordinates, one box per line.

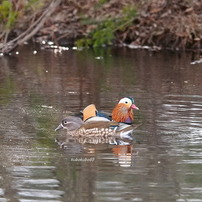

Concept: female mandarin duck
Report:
left=55, top=103, right=111, bottom=131
left=55, top=97, right=139, bottom=138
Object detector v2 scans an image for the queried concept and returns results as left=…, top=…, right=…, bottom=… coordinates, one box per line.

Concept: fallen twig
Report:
left=0, top=0, right=62, bottom=54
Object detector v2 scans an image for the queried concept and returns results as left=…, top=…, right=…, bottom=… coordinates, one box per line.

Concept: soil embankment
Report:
left=0, top=0, right=202, bottom=53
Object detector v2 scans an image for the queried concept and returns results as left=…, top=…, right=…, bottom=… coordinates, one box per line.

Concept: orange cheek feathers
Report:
left=112, top=104, right=133, bottom=122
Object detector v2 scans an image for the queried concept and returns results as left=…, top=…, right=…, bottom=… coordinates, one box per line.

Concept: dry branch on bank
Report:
left=0, top=0, right=62, bottom=53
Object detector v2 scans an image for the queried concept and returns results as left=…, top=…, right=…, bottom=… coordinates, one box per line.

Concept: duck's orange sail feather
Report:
left=82, top=104, right=97, bottom=121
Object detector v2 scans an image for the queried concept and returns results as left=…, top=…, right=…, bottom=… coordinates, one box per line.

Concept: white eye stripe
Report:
left=118, top=97, right=132, bottom=105
left=63, top=121, right=71, bottom=124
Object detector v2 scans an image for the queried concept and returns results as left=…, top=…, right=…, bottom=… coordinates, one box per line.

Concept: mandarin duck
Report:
left=55, top=104, right=111, bottom=131
left=112, top=97, right=139, bottom=124
left=55, top=97, right=139, bottom=139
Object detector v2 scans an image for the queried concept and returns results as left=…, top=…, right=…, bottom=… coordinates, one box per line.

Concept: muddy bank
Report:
left=1, top=0, right=202, bottom=53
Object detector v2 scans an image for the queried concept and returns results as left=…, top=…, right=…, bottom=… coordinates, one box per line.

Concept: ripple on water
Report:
left=154, top=94, right=202, bottom=185
left=0, top=188, right=7, bottom=202
left=154, top=95, right=202, bottom=174
left=157, top=94, right=202, bottom=136
left=7, top=166, right=64, bottom=201
left=17, top=189, right=64, bottom=199
left=18, top=200, right=62, bottom=202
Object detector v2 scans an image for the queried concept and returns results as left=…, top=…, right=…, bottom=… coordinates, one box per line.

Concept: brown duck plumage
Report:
left=55, top=97, right=139, bottom=138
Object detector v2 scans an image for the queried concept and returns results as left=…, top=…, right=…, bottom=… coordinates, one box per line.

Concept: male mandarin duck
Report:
left=112, top=97, right=139, bottom=124
left=55, top=97, right=139, bottom=138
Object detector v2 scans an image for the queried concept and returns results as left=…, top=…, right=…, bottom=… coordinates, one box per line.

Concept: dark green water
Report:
left=0, top=45, right=202, bottom=202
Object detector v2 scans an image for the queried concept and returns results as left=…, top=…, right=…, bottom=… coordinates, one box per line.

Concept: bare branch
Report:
left=0, top=0, right=62, bottom=54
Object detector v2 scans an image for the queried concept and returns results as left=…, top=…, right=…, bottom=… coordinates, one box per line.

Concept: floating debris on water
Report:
left=42, top=43, right=70, bottom=53
left=41, top=105, right=53, bottom=109
left=47, top=41, right=54, bottom=45
left=68, top=91, right=78, bottom=94
left=95, top=56, right=103, bottom=60
left=126, top=44, right=162, bottom=51
left=190, top=58, right=202, bottom=64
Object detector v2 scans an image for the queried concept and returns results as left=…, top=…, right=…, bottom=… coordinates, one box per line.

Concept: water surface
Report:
left=0, top=45, right=202, bottom=201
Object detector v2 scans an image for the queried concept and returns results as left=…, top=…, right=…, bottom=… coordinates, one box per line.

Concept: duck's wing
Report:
left=71, top=121, right=119, bottom=137
left=82, top=121, right=118, bottom=130
left=116, top=123, right=132, bottom=131
left=116, top=125, right=134, bottom=139
left=115, top=123, right=142, bottom=138
left=82, top=104, right=112, bottom=121
left=82, top=104, right=97, bottom=121
left=96, top=111, right=112, bottom=121
left=85, top=116, right=111, bottom=122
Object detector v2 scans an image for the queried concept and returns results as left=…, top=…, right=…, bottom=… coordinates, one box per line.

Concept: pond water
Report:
left=0, top=44, right=202, bottom=202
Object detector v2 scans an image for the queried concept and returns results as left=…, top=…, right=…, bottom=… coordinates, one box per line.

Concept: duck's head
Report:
left=112, top=97, right=139, bottom=124
left=55, top=116, right=83, bottom=131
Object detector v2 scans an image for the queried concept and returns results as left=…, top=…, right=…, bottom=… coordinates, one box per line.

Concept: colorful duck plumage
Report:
left=55, top=103, right=111, bottom=131
left=55, top=97, right=139, bottom=140
left=112, top=97, right=139, bottom=124
left=65, top=121, right=134, bottom=138
left=82, top=104, right=111, bottom=122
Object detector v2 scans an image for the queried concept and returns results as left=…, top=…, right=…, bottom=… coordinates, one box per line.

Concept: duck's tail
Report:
left=115, top=123, right=141, bottom=139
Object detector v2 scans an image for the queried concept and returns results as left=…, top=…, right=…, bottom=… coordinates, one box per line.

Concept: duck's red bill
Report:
left=131, top=104, right=139, bottom=110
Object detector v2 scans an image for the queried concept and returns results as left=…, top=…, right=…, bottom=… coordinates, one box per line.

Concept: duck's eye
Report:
left=63, top=121, right=67, bottom=124
left=119, top=97, right=132, bottom=105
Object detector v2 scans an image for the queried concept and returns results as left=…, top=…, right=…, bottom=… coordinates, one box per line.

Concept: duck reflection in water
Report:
left=112, top=145, right=136, bottom=167
left=55, top=97, right=140, bottom=145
